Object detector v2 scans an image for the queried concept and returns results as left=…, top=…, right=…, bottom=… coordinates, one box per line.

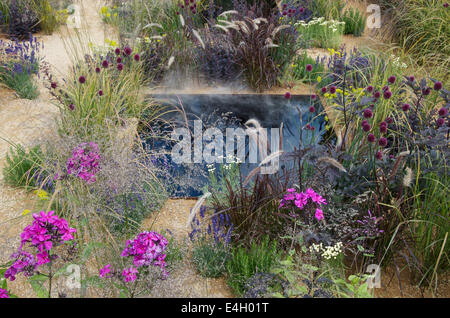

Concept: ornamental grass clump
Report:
left=215, top=12, right=293, bottom=91
left=295, top=17, right=345, bottom=49
left=33, top=127, right=168, bottom=238
left=44, top=43, right=155, bottom=137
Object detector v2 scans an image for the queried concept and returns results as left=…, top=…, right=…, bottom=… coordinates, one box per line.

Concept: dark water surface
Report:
left=141, top=94, right=325, bottom=197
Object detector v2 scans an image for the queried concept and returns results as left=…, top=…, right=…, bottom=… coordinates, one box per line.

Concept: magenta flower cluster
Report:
left=179, top=0, right=198, bottom=14
left=5, top=211, right=76, bottom=281
left=0, top=288, right=9, bottom=298
left=99, top=231, right=169, bottom=283
left=66, top=142, right=101, bottom=184
left=279, top=188, right=327, bottom=221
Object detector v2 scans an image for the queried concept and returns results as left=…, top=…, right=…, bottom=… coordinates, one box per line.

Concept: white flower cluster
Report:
left=309, top=242, right=343, bottom=260
left=223, top=154, right=242, bottom=170
left=295, top=17, right=345, bottom=33
left=207, top=155, right=242, bottom=173
left=390, top=54, right=407, bottom=69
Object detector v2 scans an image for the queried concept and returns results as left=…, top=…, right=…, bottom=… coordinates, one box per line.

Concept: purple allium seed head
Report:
left=382, top=85, right=389, bottom=91
left=363, top=108, right=373, bottom=118
left=402, top=103, right=410, bottom=111
left=282, top=11, right=287, bottom=16
left=116, top=57, right=122, bottom=63
left=306, top=124, right=311, bottom=130
left=123, top=46, right=132, bottom=56
left=115, top=48, right=121, bottom=55
left=69, top=104, right=75, bottom=110
left=306, top=64, right=313, bottom=72
left=51, top=82, right=57, bottom=89
left=383, top=90, right=392, bottom=99
left=98, top=90, right=103, bottom=96
left=434, top=81, right=443, bottom=91
left=134, top=54, right=140, bottom=62
left=362, top=120, right=368, bottom=126
left=311, top=94, right=317, bottom=100
left=438, top=107, right=448, bottom=117
left=283, top=3, right=288, bottom=9
left=367, top=133, right=376, bottom=143
left=78, top=76, right=86, bottom=84
left=366, top=85, right=374, bottom=93
left=409, top=75, right=415, bottom=82
left=329, top=86, right=336, bottom=94
left=102, top=60, right=109, bottom=68
left=284, top=91, right=291, bottom=99
left=378, top=137, right=388, bottom=147
left=376, top=151, right=383, bottom=160
left=373, top=91, right=381, bottom=98
left=422, top=87, right=431, bottom=95
left=380, top=123, right=387, bottom=134
left=299, top=7, right=305, bottom=13
left=309, top=106, right=315, bottom=113
left=388, top=76, right=396, bottom=84
left=444, top=2, right=449, bottom=8
left=95, top=67, right=101, bottom=73
left=117, top=63, right=124, bottom=71
left=362, top=123, right=371, bottom=132
left=385, top=117, right=393, bottom=124
left=321, top=87, right=327, bottom=93
left=437, top=118, right=445, bottom=127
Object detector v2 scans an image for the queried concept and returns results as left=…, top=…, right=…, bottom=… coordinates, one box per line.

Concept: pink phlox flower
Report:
left=122, top=266, right=138, bottom=282
left=315, top=208, right=324, bottom=221
left=99, top=264, right=112, bottom=278
left=36, top=251, right=50, bottom=265
left=0, top=288, right=9, bottom=298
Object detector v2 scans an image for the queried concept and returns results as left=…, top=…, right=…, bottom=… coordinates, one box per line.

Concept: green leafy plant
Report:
left=192, top=239, right=230, bottom=278
left=311, top=0, right=344, bottom=20
left=2, top=144, right=44, bottom=188
left=333, top=274, right=373, bottom=298
left=295, top=17, right=345, bottom=49
left=226, top=236, right=282, bottom=295
left=289, top=52, right=325, bottom=83
left=342, top=8, right=365, bottom=37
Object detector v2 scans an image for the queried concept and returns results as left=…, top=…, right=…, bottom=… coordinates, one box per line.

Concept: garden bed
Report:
left=0, top=0, right=448, bottom=300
